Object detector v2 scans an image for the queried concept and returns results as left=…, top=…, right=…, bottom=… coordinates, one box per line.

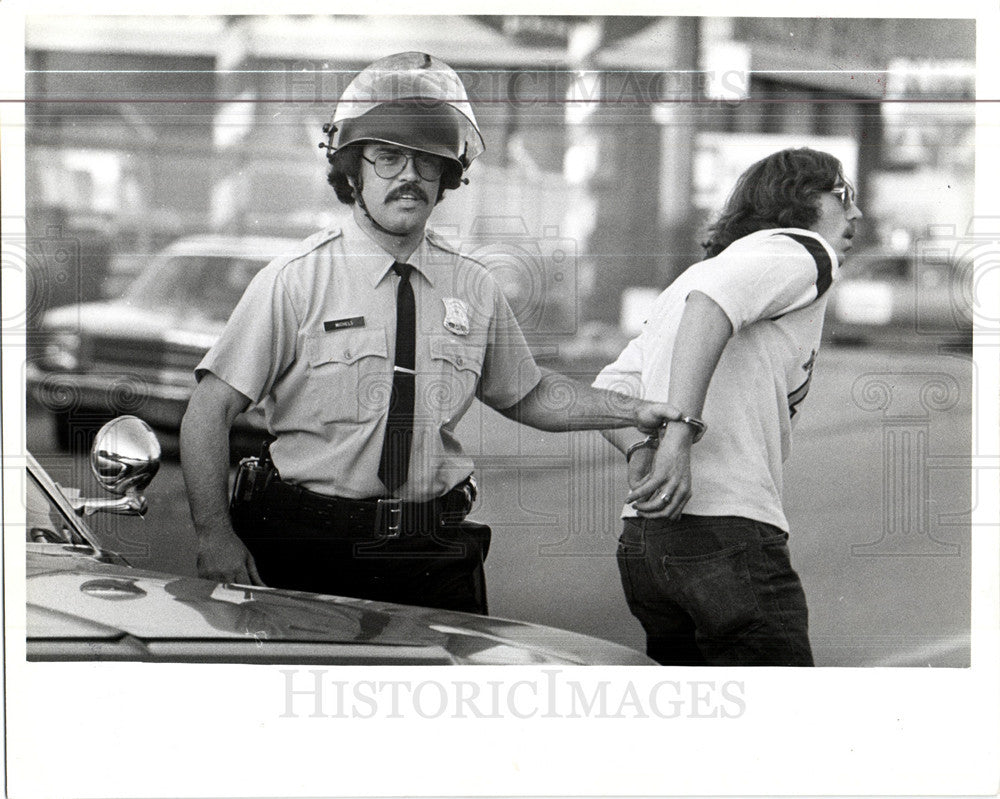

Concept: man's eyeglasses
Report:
left=831, top=181, right=857, bottom=211
left=361, top=150, right=445, bottom=182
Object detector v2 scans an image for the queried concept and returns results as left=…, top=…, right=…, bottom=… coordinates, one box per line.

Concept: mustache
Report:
left=385, top=183, right=429, bottom=204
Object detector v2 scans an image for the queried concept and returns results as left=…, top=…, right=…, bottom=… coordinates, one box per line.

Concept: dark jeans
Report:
left=617, top=515, right=814, bottom=666
left=233, top=505, right=491, bottom=615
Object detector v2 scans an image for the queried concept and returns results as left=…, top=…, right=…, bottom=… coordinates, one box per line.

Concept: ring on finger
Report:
left=659, top=491, right=670, bottom=503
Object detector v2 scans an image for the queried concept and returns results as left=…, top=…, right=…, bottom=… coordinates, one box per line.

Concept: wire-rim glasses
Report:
left=361, top=150, right=445, bottom=182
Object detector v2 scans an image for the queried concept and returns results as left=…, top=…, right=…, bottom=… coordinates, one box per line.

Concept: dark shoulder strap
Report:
left=778, top=232, right=834, bottom=299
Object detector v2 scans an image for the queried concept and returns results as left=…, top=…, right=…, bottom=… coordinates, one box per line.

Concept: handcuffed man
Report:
left=597, top=148, right=863, bottom=665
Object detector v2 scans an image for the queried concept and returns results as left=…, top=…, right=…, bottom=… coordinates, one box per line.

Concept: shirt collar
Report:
left=342, top=220, right=437, bottom=288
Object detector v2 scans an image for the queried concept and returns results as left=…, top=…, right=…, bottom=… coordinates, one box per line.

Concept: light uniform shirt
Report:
left=197, top=221, right=542, bottom=501
left=594, top=228, right=840, bottom=532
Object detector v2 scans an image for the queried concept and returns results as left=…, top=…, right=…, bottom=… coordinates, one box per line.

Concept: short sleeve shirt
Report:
left=593, top=228, right=840, bottom=531
left=196, top=222, right=542, bottom=501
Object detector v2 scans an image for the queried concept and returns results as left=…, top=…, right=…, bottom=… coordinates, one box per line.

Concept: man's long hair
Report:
left=701, top=148, right=845, bottom=259
left=326, top=144, right=461, bottom=206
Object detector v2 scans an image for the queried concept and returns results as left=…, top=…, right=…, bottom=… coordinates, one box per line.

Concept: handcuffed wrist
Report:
left=665, top=414, right=707, bottom=443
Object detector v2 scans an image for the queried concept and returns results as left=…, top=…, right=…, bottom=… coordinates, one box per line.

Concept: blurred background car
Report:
left=25, top=417, right=654, bottom=665
left=26, top=235, right=301, bottom=450
left=824, top=246, right=973, bottom=351
left=23, top=16, right=979, bottom=451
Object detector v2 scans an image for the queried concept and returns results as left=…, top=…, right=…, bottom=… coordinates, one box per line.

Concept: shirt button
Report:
left=456, top=356, right=464, bottom=366
left=344, top=350, right=352, bottom=359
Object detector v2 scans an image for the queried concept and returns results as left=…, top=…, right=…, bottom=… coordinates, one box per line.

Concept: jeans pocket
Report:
left=754, top=528, right=802, bottom=595
left=616, top=535, right=642, bottom=603
left=660, top=543, right=765, bottom=639
left=759, top=528, right=790, bottom=547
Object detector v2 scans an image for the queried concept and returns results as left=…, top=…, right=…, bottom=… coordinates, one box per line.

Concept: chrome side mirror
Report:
left=72, top=416, right=162, bottom=517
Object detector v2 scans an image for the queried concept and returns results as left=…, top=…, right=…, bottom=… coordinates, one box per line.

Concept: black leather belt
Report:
left=257, top=478, right=474, bottom=539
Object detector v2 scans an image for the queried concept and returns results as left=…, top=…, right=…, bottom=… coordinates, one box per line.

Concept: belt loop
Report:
left=375, top=498, right=402, bottom=538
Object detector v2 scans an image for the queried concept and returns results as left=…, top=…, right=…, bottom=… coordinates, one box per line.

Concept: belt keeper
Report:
left=375, top=498, right=402, bottom=538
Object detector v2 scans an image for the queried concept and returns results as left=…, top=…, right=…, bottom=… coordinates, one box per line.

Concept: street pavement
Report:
left=25, top=345, right=974, bottom=666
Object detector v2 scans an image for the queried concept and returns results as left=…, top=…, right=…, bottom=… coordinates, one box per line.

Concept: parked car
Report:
left=824, top=247, right=973, bottom=350
left=25, top=417, right=653, bottom=665
left=26, top=235, right=303, bottom=450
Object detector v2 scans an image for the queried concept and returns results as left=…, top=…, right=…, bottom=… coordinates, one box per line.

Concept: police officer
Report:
left=180, top=52, right=680, bottom=615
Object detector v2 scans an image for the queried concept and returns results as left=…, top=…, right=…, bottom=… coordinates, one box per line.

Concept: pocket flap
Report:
left=306, top=328, right=387, bottom=366
left=429, top=337, right=484, bottom=374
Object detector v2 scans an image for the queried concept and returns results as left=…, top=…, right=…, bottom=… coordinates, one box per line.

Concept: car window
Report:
left=872, top=257, right=909, bottom=279
left=850, top=254, right=910, bottom=281
left=26, top=474, right=86, bottom=545
left=125, top=255, right=271, bottom=321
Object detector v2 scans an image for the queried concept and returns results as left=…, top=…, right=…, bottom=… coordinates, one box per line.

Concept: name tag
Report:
left=324, top=316, right=365, bottom=332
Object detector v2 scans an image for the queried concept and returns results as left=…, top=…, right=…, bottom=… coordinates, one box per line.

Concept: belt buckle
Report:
left=375, top=498, right=402, bottom=538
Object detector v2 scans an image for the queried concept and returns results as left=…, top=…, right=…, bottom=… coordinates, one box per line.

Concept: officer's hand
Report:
left=626, top=425, right=693, bottom=520
left=634, top=401, right=683, bottom=435
left=196, top=528, right=266, bottom=587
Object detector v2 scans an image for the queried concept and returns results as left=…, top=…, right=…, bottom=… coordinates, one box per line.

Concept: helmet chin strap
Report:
left=351, top=179, right=409, bottom=238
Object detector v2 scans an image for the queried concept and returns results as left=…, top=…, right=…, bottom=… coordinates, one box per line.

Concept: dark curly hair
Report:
left=701, top=148, right=846, bottom=259
left=326, top=144, right=463, bottom=207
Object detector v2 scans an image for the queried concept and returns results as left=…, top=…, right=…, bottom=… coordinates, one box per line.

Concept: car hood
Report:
left=44, top=300, right=222, bottom=345
left=26, top=548, right=652, bottom=666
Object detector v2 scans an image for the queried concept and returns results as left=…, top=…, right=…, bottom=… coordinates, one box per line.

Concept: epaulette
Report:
left=264, top=227, right=344, bottom=277
left=425, top=228, right=488, bottom=269
left=424, top=227, right=460, bottom=255
left=294, top=225, right=343, bottom=257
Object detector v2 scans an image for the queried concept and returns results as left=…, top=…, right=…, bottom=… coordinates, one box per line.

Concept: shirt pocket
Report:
left=304, top=328, right=389, bottom=423
left=424, top=337, right=485, bottom=423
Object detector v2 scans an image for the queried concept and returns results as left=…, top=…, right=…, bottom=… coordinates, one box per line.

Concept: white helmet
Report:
left=320, top=52, right=485, bottom=174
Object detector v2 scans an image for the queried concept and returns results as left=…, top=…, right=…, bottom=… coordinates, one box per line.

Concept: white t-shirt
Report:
left=593, top=228, right=841, bottom=531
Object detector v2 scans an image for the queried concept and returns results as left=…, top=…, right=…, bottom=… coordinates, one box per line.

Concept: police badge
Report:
left=442, top=297, right=470, bottom=335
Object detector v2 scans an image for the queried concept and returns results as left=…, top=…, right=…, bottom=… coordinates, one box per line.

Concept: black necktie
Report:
left=378, top=262, right=416, bottom=494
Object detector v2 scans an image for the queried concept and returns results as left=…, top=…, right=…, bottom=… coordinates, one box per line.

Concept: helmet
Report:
left=321, top=52, right=485, bottom=173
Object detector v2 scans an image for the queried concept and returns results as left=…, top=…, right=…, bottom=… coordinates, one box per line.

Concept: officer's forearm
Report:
left=181, top=411, right=234, bottom=539
left=601, top=427, right=647, bottom=455
left=499, top=369, right=662, bottom=432
left=180, top=376, right=249, bottom=538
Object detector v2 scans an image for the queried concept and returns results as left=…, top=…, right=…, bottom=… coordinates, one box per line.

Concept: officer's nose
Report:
left=399, top=153, right=422, bottom=181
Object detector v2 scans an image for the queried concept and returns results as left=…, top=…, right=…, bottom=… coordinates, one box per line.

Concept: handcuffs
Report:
left=625, top=414, right=707, bottom=463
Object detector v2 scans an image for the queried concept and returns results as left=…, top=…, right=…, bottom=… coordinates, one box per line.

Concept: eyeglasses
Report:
left=831, top=182, right=857, bottom=211
left=361, top=150, right=445, bottom=182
